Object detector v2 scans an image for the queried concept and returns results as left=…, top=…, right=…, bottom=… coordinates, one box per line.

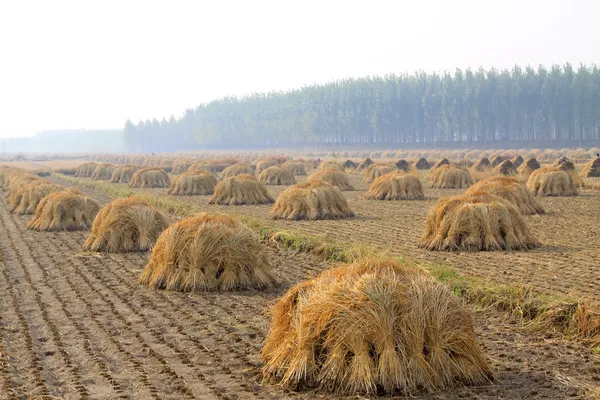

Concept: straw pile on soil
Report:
left=91, top=163, right=116, bottom=180
left=221, top=163, right=255, bottom=179
left=209, top=175, right=274, bottom=205
left=432, top=158, right=450, bottom=169
left=129, top=167, right=170, bottom=188
left=357, top=158, right=374, bottom=170
left=3, top=173, right=42, bottom=200
left=364, top=172, right=424, bottom=200
left=308, top=168, right=354, bottom=191
left=527, top=168, right=578, bottom=196
left=494, top=160, right=517, bottom=176
left=342, top=160, right=357, bottom=170
left=419, top=191, right=541, bottom=251
left=83, top=196, right=170, bottom=252
left=259, top=166, right=297, bottom=185
left=554, top=156, right=569, bottom=166
left=172, top=159, right=194, bottom=174
left=168, top=172, right=217, bottom=195
left=466, top=176, right=544, bottom=215
left=270, top=180, right=354, bottom=220
left=110, top=165, right=139, bottom=183
left=364, top=164, right=395, bottom=183
left=10, top=182, right=63, bottom=215
left=256, top=159, right=279, bottom=173
left=430, top=165, right=473, bottom=188
left=75, top=162, right=99, bottom=177
left=261, top=258, right=492, bottom=395
left=580, top=158, right=600, bottom=178
left=473, top=157, right=491, bottom=172
left=511, top=155, right=524, bottom=168
left=491, top=156, right=504, bottom=167
left=139, top=213, right=275, bottom=291
left=517, top=158, right=541, bottom=177
left=27, top=190, right=100, bottom=231
left=414, top=157, right=430, bottom=170
left=395, top=159, right=410, bottom=172
left=281, top=160, right=307, bottom=175
left=318, top=161, right=344, bottom=172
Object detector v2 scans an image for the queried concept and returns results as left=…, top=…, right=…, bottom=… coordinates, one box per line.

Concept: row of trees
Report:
left=124, top=63, right=600, bottom=152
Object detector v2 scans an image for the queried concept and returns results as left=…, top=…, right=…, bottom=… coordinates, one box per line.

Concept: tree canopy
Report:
left=124, top=63, right=600, bottom=152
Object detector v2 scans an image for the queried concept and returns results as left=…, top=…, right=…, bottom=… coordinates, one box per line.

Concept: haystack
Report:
left=83, top=196, right=170, bottom=252
left=110, top=165, right=139, bottom=183
left=168, top=172, right=217, bottom=195
left=473, top=157, right=491, bottom=172
left=419, top=191, right=541, bottom=251
left=494, top=160, right=517, bottom=176
left=342, top=160, right=356, bottom=170
left=75, top=162, right=98, bottom=177
left=91, top=163, right=116, bottom=180
left=255, top=159, right=279, bottom=173
left=262, top=258, right=492, bottom=395
left=430, top=165, right=473, bottom=189
left=467, top=176, right=544, bottom=214
left=188, top=163, right=215, bottom=174
left=209, top=175, right=274, bottom=205
left=432, top=158, right=450, bottom=169
left=172, top=159, right=194, bottom=174
left=270, top=180, right=354, bottom=220
left=27, top=190, right=100, bottom=231
left=414, top=157, right=430, bottom=170
left=395, top=159, right=410, bottom=172
left=553, top=156, right=569, bottom=166
left=259, top=166, right=297, bottom=185
left=129, top=167, right=170, bottom=188
left=308, top=168, right=354, bottom=191
left=221, top=163, right=255, bottom=179
left=281, top=160, right=307, bottom=175
left=490, top=156, right=504, bottom=167
left=364, top=164, right=395, bottom=183
left=580, top=158, right=600, bottom=178
left=364, top=171, right=424, bottom=200
left=527, top=168, right=578, bottom=196
left=555, top=160, right=582, bottom=187
left=517, top=158, right=541, bottom=177
left=511, top=155, right=524, bottom=168
left=3, top=173, right=42, bottom=199
left=455, top=159, right=473, bottom=168
left=10, top=182, right=63, bottom=215
left=139, top=213, right=275, bottom=291
left=317, top=161, right=344, bottom=172
left=357, top=157, right=374, bottom=170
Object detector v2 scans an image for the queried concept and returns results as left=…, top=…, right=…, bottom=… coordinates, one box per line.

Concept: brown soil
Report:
left=0, top=172, right=597, bottom=398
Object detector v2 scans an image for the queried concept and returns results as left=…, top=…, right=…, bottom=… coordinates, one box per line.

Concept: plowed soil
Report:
left=0, top=171, right=598, bottom=398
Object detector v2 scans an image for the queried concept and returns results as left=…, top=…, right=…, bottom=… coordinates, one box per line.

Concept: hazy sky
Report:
left=0, top=0, right=598, bottom=138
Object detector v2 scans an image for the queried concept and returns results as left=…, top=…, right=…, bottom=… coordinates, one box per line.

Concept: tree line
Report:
left=124, top=63, right=600, bottom=152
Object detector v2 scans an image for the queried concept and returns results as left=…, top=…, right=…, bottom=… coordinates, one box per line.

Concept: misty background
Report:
left=0, top=0, right=599, bottom=152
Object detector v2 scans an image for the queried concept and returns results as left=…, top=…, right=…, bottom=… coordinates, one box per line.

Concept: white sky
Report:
left=0, top=0, right=598, bottom=138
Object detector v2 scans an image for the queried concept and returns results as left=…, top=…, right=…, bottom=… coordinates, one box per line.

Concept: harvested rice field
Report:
left=0, top=157, right=599, bottom=399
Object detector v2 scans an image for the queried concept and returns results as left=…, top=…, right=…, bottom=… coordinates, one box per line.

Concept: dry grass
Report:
left=357, top=158, right=374, bottom=170
left=580, top=158, right=600, bottom=178
left=83, top=196, right=170, bottom=252
left=5, top=174, right=48, bottom=204
left=27, top=189, right=100, bottom=231
left=517, top=158, right=541, bottom=178
left=342, top=160, right=357, bottom=170
left=172, top=159, right=194, bottom=174
left=91, top=163, right=116, bottom=180
left=494, top=160, right=517, bottom=176
left=259, top=166, right=297, bottom=185
left=419, top=191, right=541, bottom=251
left=209, top=175, right=274, bottom=205
left=129, top=167, right=171, bottom=188
left=317, top=161, right=344, bottom=172
left=261, top=258, right=492, bottom=395
left=10, top=182, right=63, bottom=215
left=75, top=162, right=99, bottom=178
left=221, top=163, right=255, bottom=179
left=188, top=162, right=215, bottom=174
left=168, top=172, right=217, bottom=195
left=308, top=168, right=354, bottom=191
left=466, top=176, right=544, bottom=215
left=512, top=155, right=524, bottom=168
left=364, top=171, right=424, bottom=200
left=432, top=158, right=450, bottom=169
left=270, top=180, right=354, bottom=220
left=527, top=168, right=578, bottom=196
left=394, top=159, right=411, bottom=172
left=414, top=157, right=430, bottom=170
left=491, top=156, right=504, bottom=167
left=110, top=165, right=139, bottom=183
left=256, top=158, right=279, bottom=173
left=281, top=160, right=307, bottom=175
left=364, top=164, right=395, bottom=183
left=139, top=213, right=275, bottom=291
left=473, top=157, right=491, bottom=172
left=430, top=165, right=473, bottom=189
